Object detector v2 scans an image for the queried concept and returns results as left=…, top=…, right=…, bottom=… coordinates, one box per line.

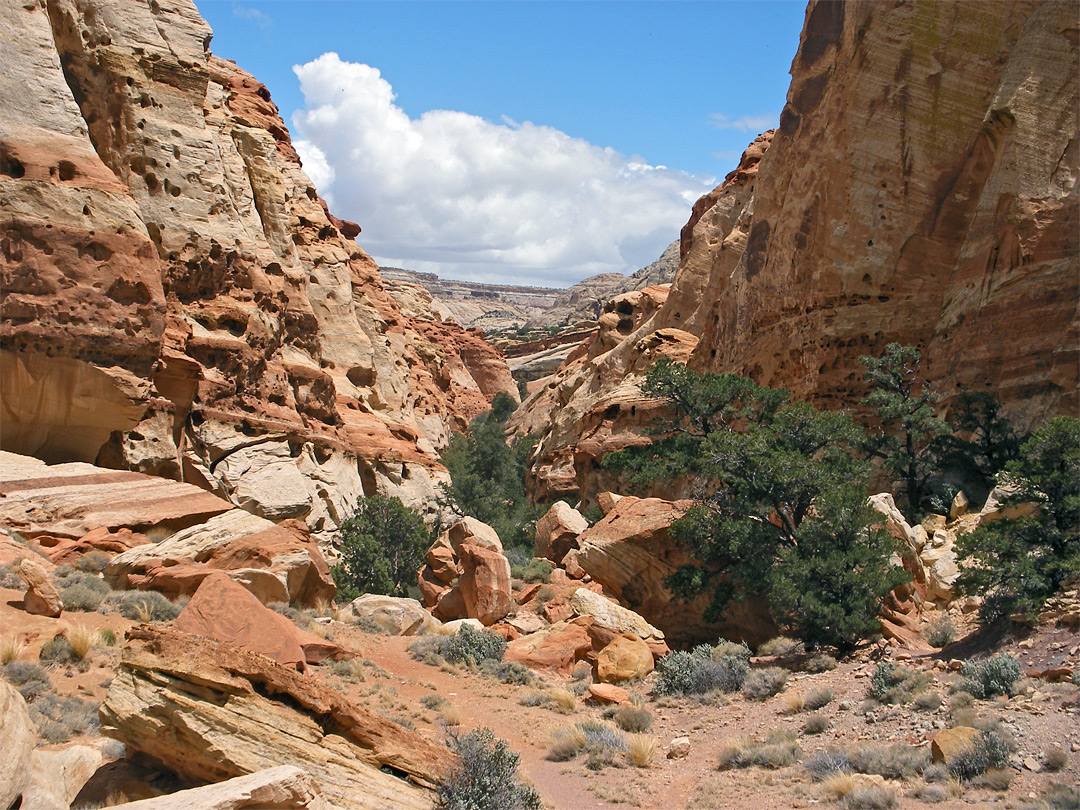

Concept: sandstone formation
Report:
left=930, top=726, right=981, bottom=767
left=21, top=744, right=105, bottom=810
left=104, top=508, right=334, bottom=606
left=568, top=587, right=666, bottom=651
left=106, top=767, right=333, bottom=810
left=346, top=594, right=439, bottom=636
left=417, top=517, right=511, bottom=626
left=504, top=618, right=594, bottom=673
left=573, top=496, right=777, bottom=647
left=511, top=0, right=1079, bottom=504
left=0, top=0, right=517, bottom=545
left=534, top=501, right=589, bottom=563
left=32, top=526, right=149, bottom=566
left=0, top=680, right=35, bottom=810
left=100, top=625, right=450, bottom=810
left=18, top=557, right=63, bottom=617
left=595, top=634, right=654, bottom=683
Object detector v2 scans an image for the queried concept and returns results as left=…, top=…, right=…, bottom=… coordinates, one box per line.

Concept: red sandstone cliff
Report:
left=0, top=0, right=517, bottom=543
left=510, top=0, right=1079, bottom=504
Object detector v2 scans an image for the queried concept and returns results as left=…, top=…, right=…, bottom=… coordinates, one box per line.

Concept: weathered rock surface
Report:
left=32, top=526, right=149, bottom=566
left=0, top=0, right=516, bottom=544
left=21, top=745, right=105, bottom=810
left=100, top=625, right=450, bottom=810
left=573, top=496, right=777, bottom=647
left=0, top=680, right=35, bottom=810
left=418, top=518, right=511, bottom=626
left=18, top=557, right=63, bottom=617
left=511, top=0, right=1079, bottom=504
left=105, top=508, right=334, bottom=606
left=347, top=594, right=438, bottom=636
left=534, top=501, right=589, bottom=564
left=504, top=618, right=594, bottom=673
left=568, top=587, right=665, bottom=647
left=596, top=634, right=654, bottom=683
left=105, top=766, right=333, bottom=810
left=931, top=726, right=981, bottom=766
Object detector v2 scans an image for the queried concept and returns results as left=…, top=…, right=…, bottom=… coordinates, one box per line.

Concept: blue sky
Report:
left=196, top=1, right=807, bottom=286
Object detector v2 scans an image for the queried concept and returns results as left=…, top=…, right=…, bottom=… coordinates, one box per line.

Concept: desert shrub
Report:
left=407, top=635, right=446, bottom=666
left=76, top=551, right=111, bottom=573
left=612, top=705, right=653, bottom=733
left=534, top=586, right=556, bottom=604
left=26, top=693, right=99, bottom=743
left=847, top=744, right=929, bottom=779
left=511, top=559, right=553, bottom=584
left=949, top=729, right=1010, bottom=781
left=717, top=729, right=800, bottom=770
left=549, top=720, right=628, bottom=770
left=421, top=695, right=448, bottom=711
left=843, top=784, right=897, bottom=810
left=548, top=688, right=576, bottom=712
left=117, top=590, right=181, bottom=622
left=627, top=734, right=657, bottom=768
left=959, top=654, right=1021, bottom=699
left=99, top=628, right=117, bottom=647
left=435, top=727, right=542, bottom=810
left=39, top=635, right=78, bottom=665
left=804, top=653, right=838, bottom=673
left=804, top=685, right=834, bottom=711
left=480, top=659, right=535, bottom=686
left=972, top=768, right=1013, bottom=791
left=655, top=642, right=749, bottom=696
left=867, top=661, right=930, bottom=704
left=758, top=636, right=804, bottom=657
left=547, top=726, right=586, bottom=761
left=332, top=496, right=429, bottom=600
left=802, top=715, right=830, bottom=735
left=269, top=601, right=314, bottom=629
left=743, top=666, right=788, bottom=700
left=61, top=583, right=106, bottom=612
left=442, top=626, right=506, bottom=665
left=1, top=635, right=26, bottom=665
left=518, top=691, right=550, bottom=708
left=805, top=749, right=853, bottom=779
left=949, top=691, right=974, bottom=712
left=925, top=615, right=955, bottom=648
left=913, top=691, right=942, bottom=711
left=1, top=661, right=52, bottom=700
left=0, top=563, right=23, bottom=589
left=58, top=570, right=110, bottom=613
left=1025, top=784, right=1080, bottom=810
left=1044, top=747, right=1068, bottom=772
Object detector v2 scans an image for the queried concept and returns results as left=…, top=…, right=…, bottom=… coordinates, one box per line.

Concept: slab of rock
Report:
left=569, top=587, right=664, bottom=644
left=100, top=626, right=450, bottom=810
left=505, top=612, right=548, bottom=635
left=588, top=683, right=630, bottom=705
left=174, top=574, right=309, bottom=671
left=18, top=557, right=62, bottom=617
left=667, top=737, right=691, bottom=759
left=446, top=517, right=503, bottom=554
left=34, top=527, right=150, bottom=566
left=21, top=745, right=104, bottom=810
left=0, top=534, right=53, bottom=570
left=442, top=618, right=485, bottom=633
left=534, top=501, right=588, bottom=563
left=105, top=766, right=333, bottom=810
left=504, top=618, right=594, bottom=673
left=348, top=594, right=438, bottom=635
left=457, top=544, right=512, bottom=626
left=0, top=680, right=35, bottom=810
left=596, top=634, right=654, bottom=683
left=930, top=727, right=981, bottom=765
left=105, top=510, right=334, bottom=607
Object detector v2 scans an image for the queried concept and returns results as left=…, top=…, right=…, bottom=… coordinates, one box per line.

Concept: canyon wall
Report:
left=511, top=0, right=1079, bottom=505
left=0, top=0, right=517, bottom=545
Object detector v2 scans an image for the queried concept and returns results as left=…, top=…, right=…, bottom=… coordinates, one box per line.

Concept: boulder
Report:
left=442, top=618, right=485, bottom=633
left=596, top=492, right=623, bottom=516
left=588, top=683, right=630, bottom=705
left=505, top=612, right=548, bottom=635
left=21, top=745, right=104, bottom=810
left=0, top=680, right=35, bottom=810
left=446, top=517, right=503, bottom=554
left=32, top=527, right=150, bottom=566
left=105, top=766, right=333, bottom=810
left=174, top=574, right=309, bottom=671
left=504, top=618, right=594, bottom=673
left=105, top=510, right=334, bottom=607
left=931, top=727, right=981, bottom=766
left=457, top=544, right=512, bottom=626
left=99, top=625, right=450, bottom=810
left=534, top=501, right=588, bottom=563
left=348, top=594, right=438, bottom=636
left=424, top=536, right=459, bottom=584
left=18, top=557, right=62, bottom=617
left=596, top=634, right=654, bottom=683
left=0, top=534, right=52, bottom=570
left=432, top=586, right=467, bottom=623
left=569, top=587, right=665, bottom=645
left=667, top=737, right=691, bottom=759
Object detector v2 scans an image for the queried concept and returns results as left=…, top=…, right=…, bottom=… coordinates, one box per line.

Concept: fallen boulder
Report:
left=457, top=544, right=512, bottom=626
left=569, top=587, right=664, bottom=646
left=105, top=766, right=333, bottom=810
left=417, top=518, right=511, bottom=626
left=596, top=634, right=654, bottom=683
left=348, top=594, right=439, bottom=635
left=931, top=726, right=981, bottom=766
left=534, top=501, right=588, bottom=563
left=99, top=625, right=451, bottom=810
left=504, top=618, right=594, bottom=673
left=21, top=744, right=104, bottom=810
left=18, top=557, right=63, bottom=617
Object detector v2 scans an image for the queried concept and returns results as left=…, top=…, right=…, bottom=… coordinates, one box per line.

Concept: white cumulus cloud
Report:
left=709, top=113, right=778, bottom=133
left=291, top=53, right=715, bottom=287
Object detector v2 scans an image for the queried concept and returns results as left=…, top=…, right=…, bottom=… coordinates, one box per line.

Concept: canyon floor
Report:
left=3, top=580, right=1077, bottom=810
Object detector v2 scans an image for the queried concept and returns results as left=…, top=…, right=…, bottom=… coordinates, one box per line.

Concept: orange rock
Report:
left=457, top=543, right=511, bottom=626
left=543, top=599, right=573, bottom=624
left=931, top=727, right=980, bottom=765
left=17, top=558, right=62, bottom=618
left=504, top=619, right=593, bottom=673
left=174, top=573, right=307, bottom=671
left=516, top=583, right=543, bottom=604
left=596, top=634, right=654, bottom=683
left=588, top=683, right=630, bottom=705
left=36, top=527, right=149, bottom=566
left=534, top=501, right=588, bottom=564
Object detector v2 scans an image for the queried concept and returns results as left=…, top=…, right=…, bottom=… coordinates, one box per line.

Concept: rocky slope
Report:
left=511, top=0, right=1079, bottom=504
left=0, top=0, right=518, bottom=543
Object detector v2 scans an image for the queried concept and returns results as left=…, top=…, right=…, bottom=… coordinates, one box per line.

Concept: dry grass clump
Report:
left=546, top=726, right=587, bottom=761
left=821, top=772, right=855, bottom=800
left=626, top=734, right=657, bottom=768
left=843, top=784, right=897, bottom=810
left=743, top=666, right=789, bottom=700
left=1, top=635, right=26, bottom=665
left=1043, top=747, right=1068, bottom=772
left=805, top=685, right=835, bottom=710
left=846, top=743, right=929, bottom=779
left=546, top=721, right=627, bottom=770
left=758, top=636, right=804, bottom=657
left=804, top=653, right=838, bottom=673
left=913, top=690, right=942, bottom=711
left=549, top=687, right=576, bottom=713
left=802, top=714, right=830, bottom=735
left=439, top=703, right=462, bottom=726
left=611, top=705, right=653, bottom=733
left=906, top=779, right=962, bottom=804
left=717, top=729, right=800, bottom=770
left=518, top=691, right=550, bottom=708
left=66, top=625, right=99, bottom=661
left=970, top=768, right=1012, bottom=791
left=781, top=691, right=805, bottom=714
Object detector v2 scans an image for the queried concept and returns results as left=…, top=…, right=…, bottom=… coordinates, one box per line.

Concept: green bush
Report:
left=654, top=642, right=749, bottom=696
left=331, top=496, right=429, bottom=600
left=116, top=590, right=182, bottom=622
left=718, top=729, right=800, bottom=770
left=1, top=661, right=53, bottom=700
left=960, top=655, right=1021, bottom=699
left=481, top=659, right=535, bottom=686
left=867, top=661, right=930, bottom=705
left=410, top=626, right=507, bottom=668
left=39, top=635, right=78, bottom=665
left=612, top=705, right=653, bottom=733
left=949, top=729, right=1010, bottom=781
left=742, top=667, right=788, bottom=701
left=511, top=559, right=553, bottom=584
left=57, top=570, right=110, bottom=612
left=435, top=727, right=542, bottom=810
left=926, top=615, right=955, bottom=648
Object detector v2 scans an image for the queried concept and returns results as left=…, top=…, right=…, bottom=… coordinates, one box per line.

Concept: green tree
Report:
left=955, top=416, right=1080, bottom=623
left=332, top=496, right=429, bottom=600
left=440, top=392, right=541, bottom=552
left=933, top=390, right=1022, bottom=497
left=860, top=344, right=949, bottom=519
left=606, top=361, right=907, bottom=650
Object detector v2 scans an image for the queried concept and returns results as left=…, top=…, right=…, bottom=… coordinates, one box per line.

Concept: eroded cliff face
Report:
left=511, top=0, right=1079, bottom=505
left=0, top=0, right=517, bottom=544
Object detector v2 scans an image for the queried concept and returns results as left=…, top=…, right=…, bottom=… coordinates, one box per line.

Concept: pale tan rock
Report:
left=596, top=634, right=654, bottom=683
left=505, top=613, right=548, bottom=635
left=348, top=594, right=438, bottom=636
left=949, top=491, right=969, bottom=522
left=18, top=557, right=62, bottom=617
left=666, top=737, right=691, bottom=759
left=569, top=587, right=664, bottom=644
left=105, top=766, right=334, bottom=810
left=931, top=727, right=981, bottom=766
left=0, top=680, right=35, bottom=810
left=534, top=501, right=588, bottom=563
left=99, top=626, right=449, bottom=810
left=442, top=618, right=485, bottom=633
left=446, top=517, right=504, bottom=554
left=21, top=745, right=104, bottom=810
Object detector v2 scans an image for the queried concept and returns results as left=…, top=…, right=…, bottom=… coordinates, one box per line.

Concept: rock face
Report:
left=511, top=1, right=1079, bottom=504
left=0, top=680, right=35, bottom=810
left=0, top=0, right=516, bottom=544
left=100, top=625, right=450, bottom=810
left=21, top=745, right=105, bottom=810
left=106, top=766, right=333, bottom=810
